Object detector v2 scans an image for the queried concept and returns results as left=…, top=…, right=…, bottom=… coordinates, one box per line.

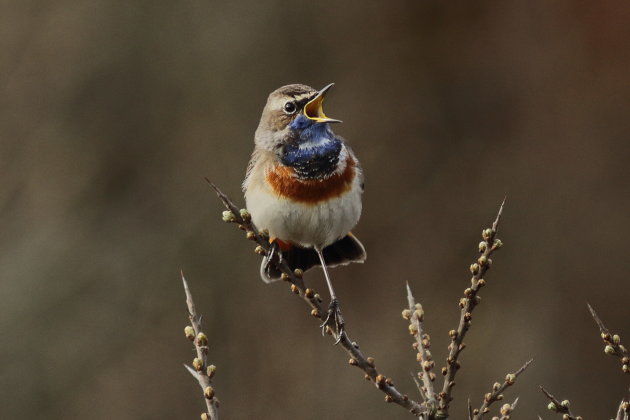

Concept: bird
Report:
left=242, top=83, right=365, bottom=336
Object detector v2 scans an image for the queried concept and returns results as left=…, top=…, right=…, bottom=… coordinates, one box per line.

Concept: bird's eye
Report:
left=283, top=101, right=297, bottom=115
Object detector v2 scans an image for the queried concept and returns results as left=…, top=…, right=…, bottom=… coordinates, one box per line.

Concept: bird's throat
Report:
left=280, top=137, right=342, bottom=179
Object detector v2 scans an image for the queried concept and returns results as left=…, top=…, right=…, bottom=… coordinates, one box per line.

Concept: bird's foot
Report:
left=320, top=298, right=345, bottom=344
left=263, top=240, right=284, bottom=277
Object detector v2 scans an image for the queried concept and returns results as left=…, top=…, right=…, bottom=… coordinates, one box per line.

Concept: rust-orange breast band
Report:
left=266, top=156, right=356, bottom=204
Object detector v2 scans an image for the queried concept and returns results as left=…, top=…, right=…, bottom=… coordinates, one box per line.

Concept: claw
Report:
left=263, top=241, right=283, bottom=277
left=320, top=299, right=345, bottom=344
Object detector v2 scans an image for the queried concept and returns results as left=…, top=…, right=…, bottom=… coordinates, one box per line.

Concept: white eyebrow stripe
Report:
left=293, top=93, right=315, bottom=102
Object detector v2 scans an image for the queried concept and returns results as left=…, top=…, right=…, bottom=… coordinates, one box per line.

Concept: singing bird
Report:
left=243, top=83, right=365, bottom=333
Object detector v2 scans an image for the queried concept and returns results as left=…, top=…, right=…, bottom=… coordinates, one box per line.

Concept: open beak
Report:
left=303, top=83, right=342, bottom=123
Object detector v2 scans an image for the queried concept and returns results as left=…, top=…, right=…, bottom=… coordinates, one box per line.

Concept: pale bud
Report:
left=221, top=210, right=236, bottom=223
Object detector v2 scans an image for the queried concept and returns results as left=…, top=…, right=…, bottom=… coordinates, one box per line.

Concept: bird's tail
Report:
left=260, top=233, right=366, bottom=283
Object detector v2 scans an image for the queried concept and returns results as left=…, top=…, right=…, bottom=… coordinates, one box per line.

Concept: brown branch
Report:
left=182, top=272, right=219, bottom=420
left=471, top=359, right=532, bottom=419
left=405, top=282, right=437, bottom=414
left=209, top=182, right=424, bottom=416
left=587, top=303, right=630, bottom=374
left=540, top=387, right=581, bottom=420
left=437, top=199, right=506, bottom=417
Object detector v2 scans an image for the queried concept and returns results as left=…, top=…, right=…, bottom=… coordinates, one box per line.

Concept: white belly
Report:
left=245, top=183, right=362, bottom=248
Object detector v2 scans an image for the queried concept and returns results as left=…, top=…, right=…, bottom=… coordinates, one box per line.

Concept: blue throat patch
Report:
left=281, top=114, right=342, bottom=179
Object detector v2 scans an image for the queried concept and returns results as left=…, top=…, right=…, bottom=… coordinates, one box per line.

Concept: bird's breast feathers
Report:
left=265, top=154, right=357, bottom=204
left=244, top=148, right=363, bottom=247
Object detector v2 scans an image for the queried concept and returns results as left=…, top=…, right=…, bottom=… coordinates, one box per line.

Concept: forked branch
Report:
left=211, top=183, right=524, bottom=418
left=471, top=359, right=532, bottom=419
left=540, top=387, right=581, bottom=420
left=540, top=304, right=629, bottom=419
left=587, top=303, right=629, bottom=374
left=182, top=272, right=219, bottom=420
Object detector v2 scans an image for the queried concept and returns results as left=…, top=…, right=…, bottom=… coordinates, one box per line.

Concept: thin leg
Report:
left=316, top=247, right=345, bottom=342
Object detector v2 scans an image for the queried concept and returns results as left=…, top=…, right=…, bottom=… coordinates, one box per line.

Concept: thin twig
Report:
left=411, top=372, right=426, bottom=402
left=472, top=359, right=532, bottom=419
left=210, top=182, right=424, bottom=416
left=587, top=303, right=630, bottom=374
left=499, top=397, right=519, bottom=420
left=540, top=386, right=580, bottom=420
left=615, top=399, right=630, bottom=420
left=437, top=199, right=506, bottom=417
left=405, top=282, right=437, bottom=414
left=182, top=272, right=219, bottom=420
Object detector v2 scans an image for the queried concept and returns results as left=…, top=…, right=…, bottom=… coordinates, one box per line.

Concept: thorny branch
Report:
left=205, top=179, right=630, bottom=420
left=437, top=199, right=506, bottom=417
left=587, top=303, right=630, bottom=374
left=405, top=283, right=437, bottom=413
left=400, top=199, right=528, bottom=419
left=211, top=183, right=525, bottom=418
left=499, top=398, right=519, bottom=420
left=540, top=304, right=630, bottom=419
left=182, top=272, right=219, bottom=420
left=615, top=400, right=630, bottom=420
left=209, top=181, right=425, bottom=416
left=540, top=387, right=581, bottom=420
left=471, top=359, right=532, bottom=419
left=473, top=397, right=519, bottom=420
left=588, top=303, right=629, bottom=420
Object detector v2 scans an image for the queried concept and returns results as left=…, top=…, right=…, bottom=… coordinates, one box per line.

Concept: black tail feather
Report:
left=260, top=234, right=366, bottom=283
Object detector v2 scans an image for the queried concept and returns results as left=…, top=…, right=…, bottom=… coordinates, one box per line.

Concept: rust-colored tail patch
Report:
left=270, top=237, right=292, bottom=251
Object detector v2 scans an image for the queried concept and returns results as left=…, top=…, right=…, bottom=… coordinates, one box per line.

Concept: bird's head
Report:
left=254, top=83, right=341, bottom=153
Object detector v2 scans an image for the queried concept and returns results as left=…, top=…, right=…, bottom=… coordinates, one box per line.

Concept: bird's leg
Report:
left=263, top=239, right=283, bottom=277
left=316, top=247, right=345, bottom=343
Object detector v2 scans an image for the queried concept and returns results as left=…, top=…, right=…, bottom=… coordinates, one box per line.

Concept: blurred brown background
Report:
left=2, top=1, right=629, bottom=418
